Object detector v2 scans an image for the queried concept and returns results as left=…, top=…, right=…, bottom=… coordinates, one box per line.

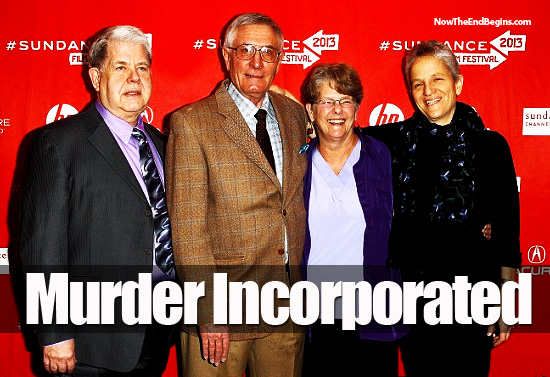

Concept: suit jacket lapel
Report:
left=216, top=82, right=281, bottom=190
left=271, top=93, right=305, bottom=204
left=84, top=106, right=149, bottom=205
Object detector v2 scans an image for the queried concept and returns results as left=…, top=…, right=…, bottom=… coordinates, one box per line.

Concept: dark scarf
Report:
left=392, top=102, right=485, bottom=226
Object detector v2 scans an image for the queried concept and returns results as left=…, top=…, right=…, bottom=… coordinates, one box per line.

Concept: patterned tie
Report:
left=254, top=109, right=276, bottom=172
left=131, top=128, right=174, bottom=277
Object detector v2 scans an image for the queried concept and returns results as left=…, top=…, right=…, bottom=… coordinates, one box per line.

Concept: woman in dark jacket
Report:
left=364, top=40, right=521, bottom=377
left=301, top=63, right=407, bottom=377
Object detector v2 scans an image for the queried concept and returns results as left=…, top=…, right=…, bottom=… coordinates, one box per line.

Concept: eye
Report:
left=137, top=66, right=149, bottom=72
left=413, top=82, right=423, bottom=89
left=116, top=66, right=125, bottom=71
left=341, top=100, right=353, bottom=106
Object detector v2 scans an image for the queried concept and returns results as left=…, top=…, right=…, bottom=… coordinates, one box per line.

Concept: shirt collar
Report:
left=95, top=101, right=144, bottom=144
left=227, top=82, right=276, bottom=123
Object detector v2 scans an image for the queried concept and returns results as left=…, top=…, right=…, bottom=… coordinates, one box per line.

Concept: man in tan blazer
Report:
left=166, top=13, right=308, bottom=377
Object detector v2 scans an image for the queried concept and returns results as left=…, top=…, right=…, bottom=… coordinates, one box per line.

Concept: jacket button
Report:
left=278, top=248, right=285, bottom=255
left=144, top=248, right=152, bottom=255
left=282, top=209, right=287, bottom=216
left=145, top=209, right=152, bottom=216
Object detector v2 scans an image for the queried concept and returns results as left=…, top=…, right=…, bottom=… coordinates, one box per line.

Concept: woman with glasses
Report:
left=301, top=63, right=407, bottom=377
left=363, top=40, right=521, bottom=376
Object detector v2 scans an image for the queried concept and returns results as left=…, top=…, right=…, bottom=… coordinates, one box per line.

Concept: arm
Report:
left=481, top=132, right=521, bottom=345
left=165, top=110, right=229, bottom=366
left=20, top=129, right=76, bottom=373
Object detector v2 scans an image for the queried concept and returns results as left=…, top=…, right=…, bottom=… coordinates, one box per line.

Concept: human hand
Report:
left=198, top=323, right=230, bottom=366
left=487, top=318, right=513, bottom=347
left=43, top=339, right=76, bottom=374
left=270, top=85, right=301, bottom=104
left=482, top=223, right=492, bottom=240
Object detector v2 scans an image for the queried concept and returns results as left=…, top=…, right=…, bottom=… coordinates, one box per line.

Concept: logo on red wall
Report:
left=0, top=117, right=10, bottom=134
left=141, top=106, right=154, bottom=124
left=368, top=104, right=404, bottom=126
left=46, top=104, right=78, bottom=124
left=381, top=30, right=527, bottom=70
left=528, top=245, right=546, bottom=264
left=523, top=108, right=550, bottom=136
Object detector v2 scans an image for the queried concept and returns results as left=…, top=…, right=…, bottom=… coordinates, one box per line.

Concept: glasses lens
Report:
left=260, top=47, right=279, bottom=62
left=236, top=45, right=255, bottom=59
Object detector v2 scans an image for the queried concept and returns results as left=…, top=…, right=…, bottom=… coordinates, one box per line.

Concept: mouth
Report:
left=124, top=89, right=142, bottom=96
left=425, top=98, right=441, bottom=106
left=328, top=119, right=346, bottom=125
left=245, top=73, right=263, bottom=79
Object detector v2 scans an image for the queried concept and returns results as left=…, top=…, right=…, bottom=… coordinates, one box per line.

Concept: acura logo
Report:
left=527, top=245, right=546, bottom=264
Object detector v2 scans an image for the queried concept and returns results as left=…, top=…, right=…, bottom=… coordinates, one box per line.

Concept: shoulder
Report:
left=170, top=93, right=221, bottom=128
left=269, top=91, right=306, bottom=116
left=475, top=130, right=513, bottom=155
left=358, top=130, right=391, bottom=160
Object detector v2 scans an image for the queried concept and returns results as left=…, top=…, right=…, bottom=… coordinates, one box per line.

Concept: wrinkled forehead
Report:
left=233, top=24, right=282, bottom=48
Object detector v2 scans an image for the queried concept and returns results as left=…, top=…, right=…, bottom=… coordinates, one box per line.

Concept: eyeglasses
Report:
left=225, top=44, right=282, bottom=63
left=315, top=98, right=356, bottom=109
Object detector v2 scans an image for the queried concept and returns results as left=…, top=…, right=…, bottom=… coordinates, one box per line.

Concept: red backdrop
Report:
left=1, top=0, right=549, bottom=375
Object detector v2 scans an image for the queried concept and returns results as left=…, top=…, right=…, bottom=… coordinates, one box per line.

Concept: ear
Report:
left=455, top=75, right=464, bottom=96
left=89, top=68, right=100, bottom=92
left=354, top=104, right=360, bottom=121
left=305, top=103, right=315, bottom=123
left=222, top=47, right=231, bottom=71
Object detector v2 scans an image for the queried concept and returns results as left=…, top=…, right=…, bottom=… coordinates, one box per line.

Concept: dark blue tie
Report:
left=131, top=128, right=174, bottom=277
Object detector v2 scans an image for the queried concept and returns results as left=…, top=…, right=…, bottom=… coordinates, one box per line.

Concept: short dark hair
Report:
left=304, top=63, right=364, bottom=105
left=404, top=40, right=460, bottom=89
left=88, top=25, right=151, bottom=69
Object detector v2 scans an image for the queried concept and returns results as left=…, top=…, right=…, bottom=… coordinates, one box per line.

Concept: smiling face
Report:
left=222, top=24, right=282, bottom=107
left=306, top=82, right=358, bottom=145
left=410, top=55, right=463, bottom=126
left=88, top=40, right=152, bottom=125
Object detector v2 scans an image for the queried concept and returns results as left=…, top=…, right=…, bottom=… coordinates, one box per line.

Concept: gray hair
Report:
left=88, top=25, right=151, bottom=69
left=404, top=40, right=461, bottom=89
left=224, top=13, right=284, bottom=49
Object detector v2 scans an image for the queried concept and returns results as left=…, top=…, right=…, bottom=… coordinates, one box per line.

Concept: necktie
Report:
left=255, top=109, right=276, bottom=172
left=131, top=128, right=174, bottom=277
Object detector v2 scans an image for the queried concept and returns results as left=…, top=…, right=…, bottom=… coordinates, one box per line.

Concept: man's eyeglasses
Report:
left=315, top=98, right=356, bottom=109
left=225, top=44, right=282, bottom=63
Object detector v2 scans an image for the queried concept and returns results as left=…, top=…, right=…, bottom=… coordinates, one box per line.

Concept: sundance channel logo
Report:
left=523, top=108, right=550, bottom=135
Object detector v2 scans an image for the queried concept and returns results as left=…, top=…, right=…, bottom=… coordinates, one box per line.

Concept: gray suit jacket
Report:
left=20, top=105, right=165, bottom=372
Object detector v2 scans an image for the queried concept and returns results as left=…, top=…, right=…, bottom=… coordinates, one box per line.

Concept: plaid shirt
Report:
left=227, top=83, right=283, bottom=186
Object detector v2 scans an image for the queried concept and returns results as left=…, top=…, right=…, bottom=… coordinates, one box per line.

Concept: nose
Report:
left=423, top=82, right=433, bottom=96
left=128, top=67, right=140, bottom=82
left=249, top=51, right=264, bottom=69
left=332, top=101, right=343, bottom=113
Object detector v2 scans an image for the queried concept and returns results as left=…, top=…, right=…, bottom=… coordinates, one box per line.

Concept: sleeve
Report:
left=165, top=110, right=217, bottom=325
left=19, top=129, right=75, bottom=345
left=480, top=131, right=521, bottom=268
left=360, top=122, right=399, bottom=150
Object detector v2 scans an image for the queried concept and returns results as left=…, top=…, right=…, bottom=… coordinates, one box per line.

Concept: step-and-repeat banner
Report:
left=1, top=0, right=549, bottom=375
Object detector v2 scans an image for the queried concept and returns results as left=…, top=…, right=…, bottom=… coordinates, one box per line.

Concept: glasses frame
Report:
left=314, top=98, right=356, bottom=109
left=225, top=44, right=282, bottom=63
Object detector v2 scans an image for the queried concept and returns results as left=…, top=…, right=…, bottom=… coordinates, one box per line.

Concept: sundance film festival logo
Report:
left=379, top=30, right=526, bottom=70
left=528, top=245, right=546, bottom=264
left=523, top=108, right=550, bottom=136
left=46, top=104, right=78, bottom=124
left=191, top=31, right=338, bottom=69
left=368, top=104, right=404, bottom=126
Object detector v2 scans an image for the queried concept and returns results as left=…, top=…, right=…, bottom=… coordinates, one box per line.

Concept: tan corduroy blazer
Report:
left=166, top=80, right=308, bottom=339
